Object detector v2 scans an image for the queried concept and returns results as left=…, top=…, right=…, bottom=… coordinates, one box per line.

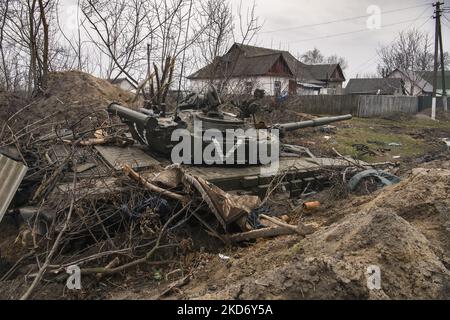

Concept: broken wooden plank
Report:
left=224, top=226, right=296, bottom=243
left=74, top=162, right=97, bottom=173
left=95, top=145, right=160, bottom=171
left=260, top=214, right=308, bottom=236
left=122, top=165, right=189, bottom=203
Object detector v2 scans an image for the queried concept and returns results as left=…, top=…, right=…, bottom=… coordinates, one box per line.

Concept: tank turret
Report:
left=107, top=88, right=352, bottom=165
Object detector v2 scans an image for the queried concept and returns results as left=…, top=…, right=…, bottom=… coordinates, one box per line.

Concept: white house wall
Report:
left=116, top=81, right=136, bottom=93
left=189, top=76, right=290, bottom=96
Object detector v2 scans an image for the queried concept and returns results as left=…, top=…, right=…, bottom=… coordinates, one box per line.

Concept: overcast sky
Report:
left=235, top=0, right=449, bottom=79
left=59, top=0, right=449, bottom=80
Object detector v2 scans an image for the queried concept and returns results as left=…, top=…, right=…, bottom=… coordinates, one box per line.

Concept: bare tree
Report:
left=377, top=29, right=434, bottom=74
left=55, top=0, right=87, bottom=71
left=27, top=0, right=38, bottom=93
left=300, top=48, right=324, bottom=65
left=80, top=0, right=197, bottom=90
left=377, top=28, right=449, bottom=96
left=0, top=0, right=262, bottom=99
left=188, top=0, right=262, bottom=95
left=81, top=0, right=146, bottom=83
left=0, top=0, right=11, bottom=90
left=196, top=0, right=233, bottom=67
left=326, top=54, right=348, bottom=71
left=0, top=0, right=55, bottom=94
left=37, top=0, right=49, bottom=89
left=300, top=48, right=348, bottom=71
left=355, top=72, right=379, bottom=79
left=235, top=0, right=261, bottom=45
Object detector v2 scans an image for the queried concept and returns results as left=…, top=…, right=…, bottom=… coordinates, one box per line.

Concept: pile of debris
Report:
left=0, top=71, right=325, bottom=299
left=3, top=71, right=138, bottom=135
left=3, top=71, right=432, bottom=300
left=168, top=168, right=450, bottom=300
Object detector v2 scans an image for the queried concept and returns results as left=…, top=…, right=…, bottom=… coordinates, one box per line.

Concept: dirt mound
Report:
left=179, top=168, right=450, bottom=300
left=366, top=168, right=450, bottom=263
left=6, top=71, right=137, bottom=131
left=0, top=91, right=29, bottom=122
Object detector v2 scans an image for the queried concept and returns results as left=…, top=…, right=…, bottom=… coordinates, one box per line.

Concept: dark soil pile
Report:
left=173, top=168, right=450, bottom=300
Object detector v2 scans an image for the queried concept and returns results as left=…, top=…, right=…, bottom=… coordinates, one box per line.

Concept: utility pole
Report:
left=437, top=3, right=447, bottom=111
left=432, top=1, right=447, bottom=119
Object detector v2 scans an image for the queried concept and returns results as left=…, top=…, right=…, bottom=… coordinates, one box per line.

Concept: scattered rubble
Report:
left=169, top=168, right=450, bottom=300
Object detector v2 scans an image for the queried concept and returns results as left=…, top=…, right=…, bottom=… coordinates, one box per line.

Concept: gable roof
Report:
left=188, top=44, right=292, bottom=79
left=388, top=69, right=433, bottom=93
left=308, top=64, right=345, bottom=81
left=345, top=78, right=404, bottom=95
left=418, top=71, right=450, bottom=91
left=387, top=68, right=450, bottom=93
left=233, top=43, right=281, bottom=57
left=188, top=43, right=345, bottom=82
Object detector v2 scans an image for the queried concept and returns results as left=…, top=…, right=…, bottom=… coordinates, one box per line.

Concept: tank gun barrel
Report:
left=108, top=103, right=150, bottom=124
left=273, top=114, right=352, bottom=133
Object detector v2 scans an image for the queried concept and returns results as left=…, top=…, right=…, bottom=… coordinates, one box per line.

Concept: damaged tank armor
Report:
left=107, top=87, right=352, bottom=165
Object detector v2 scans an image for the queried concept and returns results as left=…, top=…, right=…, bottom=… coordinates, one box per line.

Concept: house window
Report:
left=245, top=81, right=253, bottom=95
left=274, top=81, right=281, bottom=96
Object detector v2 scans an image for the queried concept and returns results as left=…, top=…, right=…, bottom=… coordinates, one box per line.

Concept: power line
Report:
left=261, top=2, right=432, bottom=34
left=443, top=17, right=450, bottom=28
left=289, top=16, right=430, bottom=44
left=351, top=17, right=432, bottom=75
left=350, top=6, right=432, bottom=75
left=350, top=6, right=432, bottom=73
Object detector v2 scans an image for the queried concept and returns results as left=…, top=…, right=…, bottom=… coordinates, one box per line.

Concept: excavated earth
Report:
left=161, top=164, right=450, bottom=300
left=1, top=71, right=137, bottom=132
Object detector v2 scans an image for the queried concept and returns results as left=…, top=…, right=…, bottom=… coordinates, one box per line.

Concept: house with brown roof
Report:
left=187, top=43, right=345, bottom=96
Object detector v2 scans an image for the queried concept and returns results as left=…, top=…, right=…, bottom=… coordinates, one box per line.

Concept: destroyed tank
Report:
left=107, top=87, right=352, bottom=165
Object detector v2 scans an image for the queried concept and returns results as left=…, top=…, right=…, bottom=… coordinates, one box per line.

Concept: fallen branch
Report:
left=63, top=136, right=134, bottom=147
left=260, top=214, right=310, bottom=236
left=332, top=147, right=367, bottom=169
left=192, top=211, right=228, bottom=245
left=79, top=202, right=190, bottom=275
left=96, top=257, right=120, bottom=279
left=20, top=168, right=77, bottom=300
left=224, top=226, right=296, bottom=243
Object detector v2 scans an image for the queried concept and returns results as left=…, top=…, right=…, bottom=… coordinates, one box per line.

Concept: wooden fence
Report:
left=418, top=96, right=446, bottom=111
left=356, top=95, right=418, bottom=117
left=284, top=95, right=358, bottom=115
left=284, top=95, right=419, bottom=118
